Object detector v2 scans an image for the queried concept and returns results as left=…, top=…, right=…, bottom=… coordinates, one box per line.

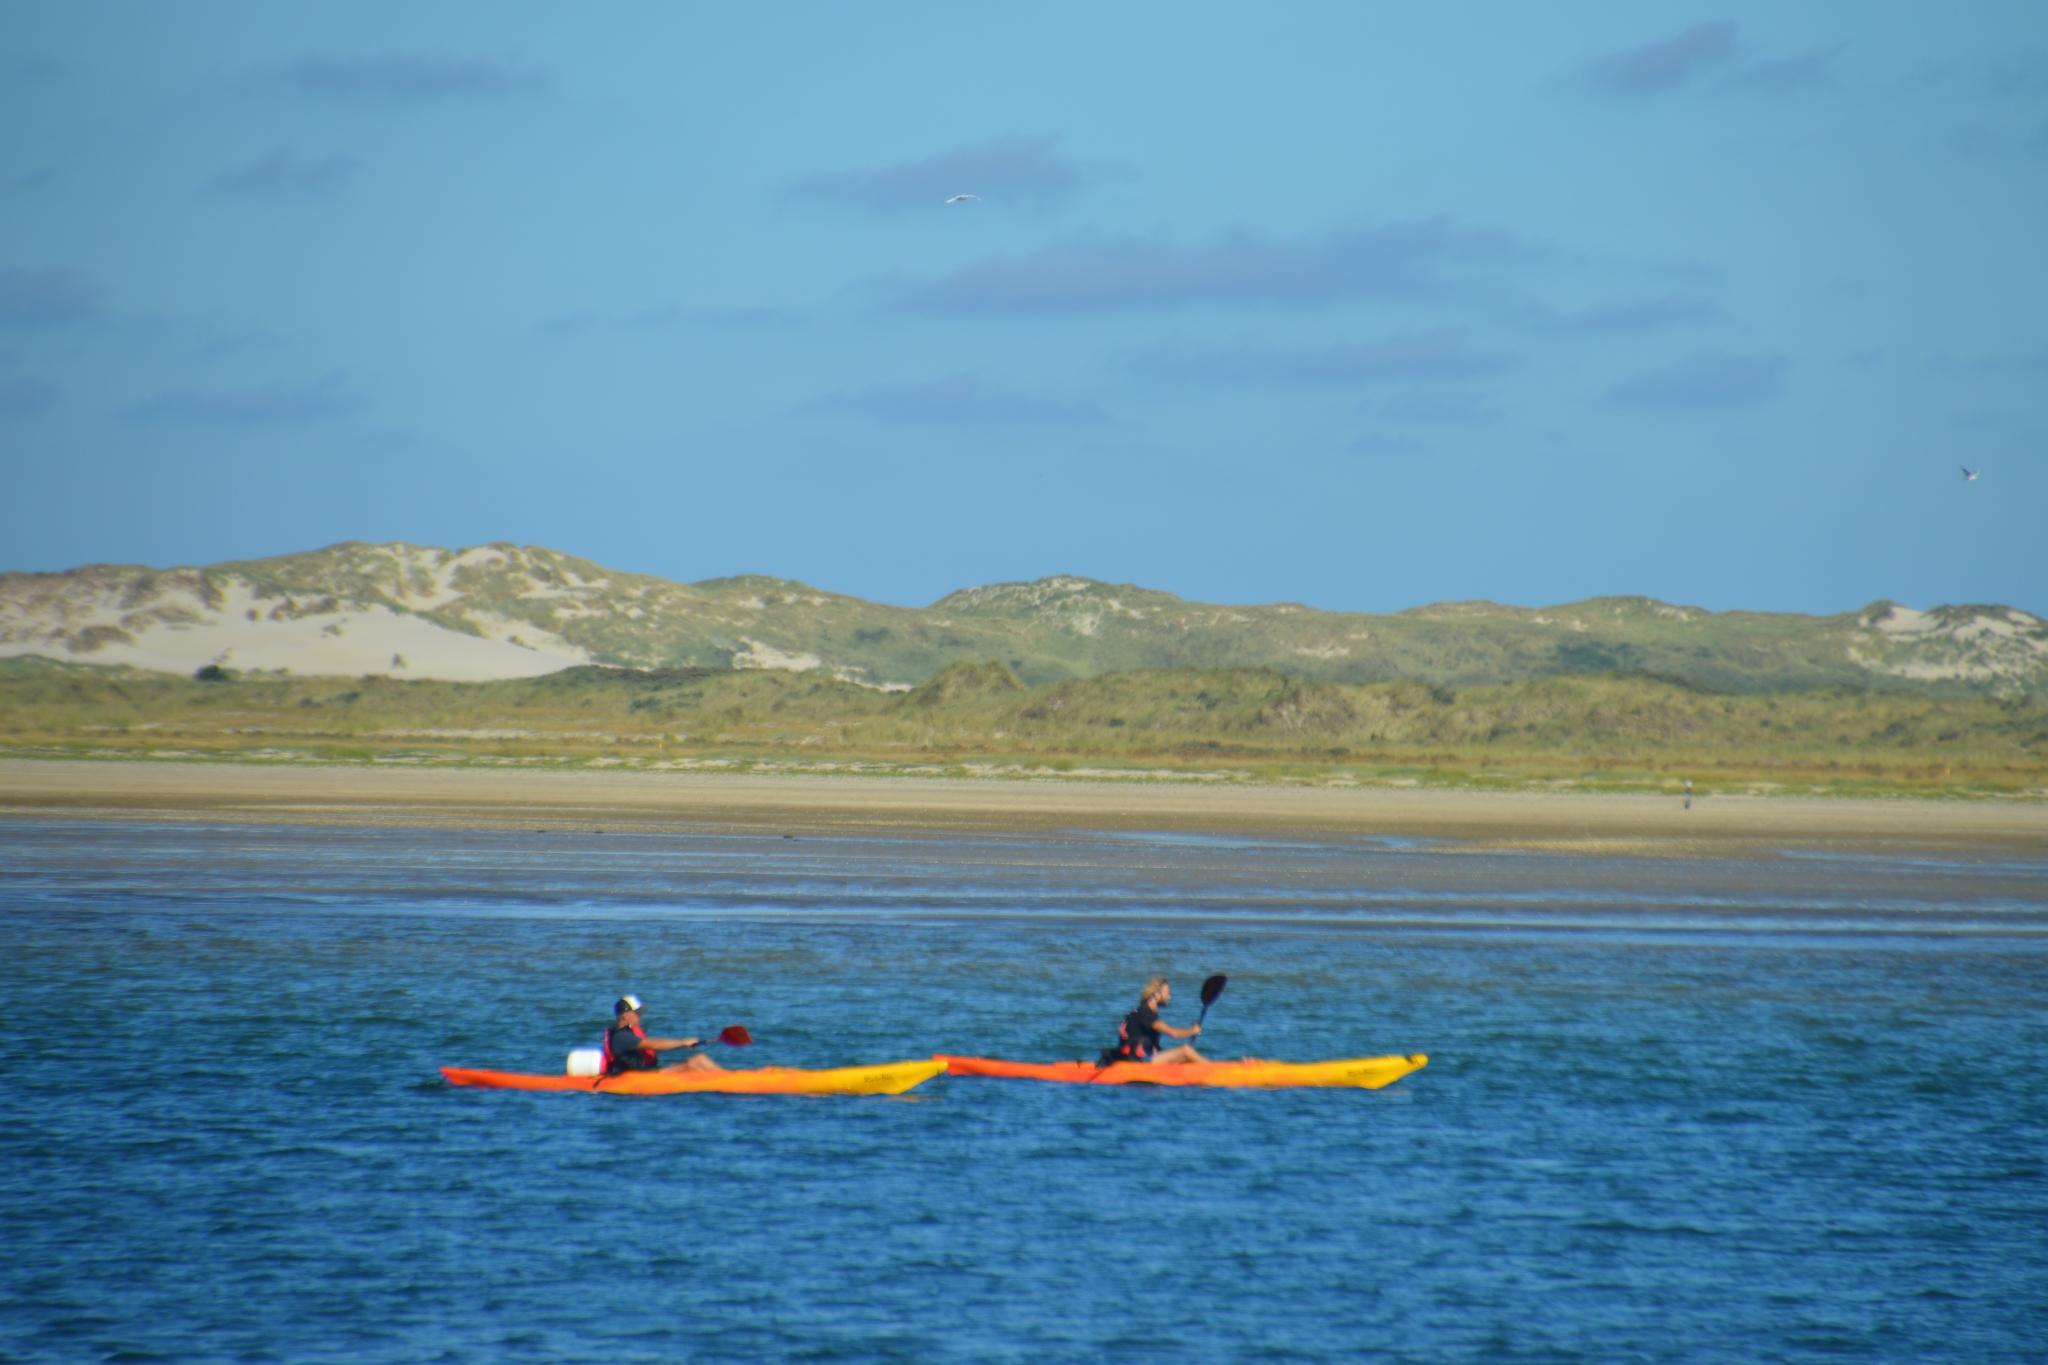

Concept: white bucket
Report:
left=565, top=1048, right=603, bottom=1077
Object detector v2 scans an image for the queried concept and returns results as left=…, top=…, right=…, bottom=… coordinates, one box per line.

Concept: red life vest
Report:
left=600, top=1021, right=656, bottom=1075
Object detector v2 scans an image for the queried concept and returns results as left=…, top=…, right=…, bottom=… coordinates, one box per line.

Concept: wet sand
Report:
left=2, top=758, right=2042, bottom=858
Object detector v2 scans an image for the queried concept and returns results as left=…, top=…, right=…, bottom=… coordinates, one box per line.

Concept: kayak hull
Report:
left=936, top=1053, right=1428, bottom=1089
left=441, top=1058, right=945, bottom=1096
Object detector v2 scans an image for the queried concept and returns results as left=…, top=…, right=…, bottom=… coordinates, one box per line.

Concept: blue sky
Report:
left=3, top=3, right=2043, bottom=615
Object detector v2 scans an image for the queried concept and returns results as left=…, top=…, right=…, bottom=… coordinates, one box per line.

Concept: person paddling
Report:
left=603, top=993, right=723, bottom=1076
left=1100, top=975, right=1207, bottom=1066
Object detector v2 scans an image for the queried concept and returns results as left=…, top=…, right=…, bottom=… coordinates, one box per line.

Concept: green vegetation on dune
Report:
left=11, top=544, right=2043, bottom=697
left=3, top=656, right=2041, bottom=796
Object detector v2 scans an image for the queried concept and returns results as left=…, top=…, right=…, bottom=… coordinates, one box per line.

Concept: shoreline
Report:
left=3, top=757, right=2043, bottom=858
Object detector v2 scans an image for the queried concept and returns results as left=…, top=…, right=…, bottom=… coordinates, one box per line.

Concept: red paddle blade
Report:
left=1199, top=975, right=1228, bottom=1008
left=717, top=1025, right=753, bottom=1046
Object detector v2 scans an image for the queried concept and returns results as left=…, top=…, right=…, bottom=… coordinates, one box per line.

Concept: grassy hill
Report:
left=2, top=541, right=2043, bottom=697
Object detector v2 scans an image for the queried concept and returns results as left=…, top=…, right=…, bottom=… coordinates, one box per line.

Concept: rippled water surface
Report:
left=3, top=817, right=2045, bottom=1361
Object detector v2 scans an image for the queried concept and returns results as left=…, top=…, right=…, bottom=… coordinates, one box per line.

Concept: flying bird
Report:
left=1961, top=466, right=1979, bottom=481
left=942, top=193, right=980, bottom=205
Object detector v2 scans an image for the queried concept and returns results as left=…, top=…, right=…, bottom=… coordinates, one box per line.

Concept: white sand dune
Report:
left=0, top=589, right=584, bottom=681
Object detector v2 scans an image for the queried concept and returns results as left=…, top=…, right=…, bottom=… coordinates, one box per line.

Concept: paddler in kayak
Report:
left=1099, top=975, right=1207, bottom=1066
left=604, top=993, right=723, bottom=1075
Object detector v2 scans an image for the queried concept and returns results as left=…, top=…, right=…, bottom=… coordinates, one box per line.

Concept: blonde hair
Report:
left=1140, top=975, right=1169, bottom=1005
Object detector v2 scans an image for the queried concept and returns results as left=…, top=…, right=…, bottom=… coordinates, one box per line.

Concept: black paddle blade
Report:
left=1199, top=974, right=1228, bottom=1008
left=716, top=1025, right=753, bottom=1046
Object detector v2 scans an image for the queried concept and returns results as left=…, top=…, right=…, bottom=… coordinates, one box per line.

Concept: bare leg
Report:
left=1154, top=1045, right=1207, bottom=1065
left=684, top=1052, right=722, bottom=1072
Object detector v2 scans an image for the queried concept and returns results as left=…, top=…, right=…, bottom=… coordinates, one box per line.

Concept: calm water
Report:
left=2, top=816, right=2045, bottom=1362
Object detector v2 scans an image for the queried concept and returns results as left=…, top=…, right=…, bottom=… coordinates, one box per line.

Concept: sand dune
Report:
left=0, top=577, right=585, bottom=681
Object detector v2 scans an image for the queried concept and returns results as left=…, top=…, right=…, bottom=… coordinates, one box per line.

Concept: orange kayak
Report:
left=936, top=1054, right=1428, bottom=1089
left=441, top=1058, right=944, bottom=1096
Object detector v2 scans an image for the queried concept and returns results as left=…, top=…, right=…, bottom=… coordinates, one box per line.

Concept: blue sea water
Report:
left=2, top=815, right=2045, bottom=1362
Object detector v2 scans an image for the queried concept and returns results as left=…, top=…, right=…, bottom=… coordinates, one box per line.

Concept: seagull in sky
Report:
left=942, top=193, right=980, bottom=205
left=1961, top=466, right=1979, bottom=481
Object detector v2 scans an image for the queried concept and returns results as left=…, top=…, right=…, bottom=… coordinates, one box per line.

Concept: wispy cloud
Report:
left=1608, top=352, right=1786, bottom=408
left=1351, top=434, right=1427, bottom=456
left=0, top=267, right=102, bottom=327
left=123, top=372, right=371, bottom=427
left=1586, top=22, right=1740, bottom=96
left=537, top=303, right=798, bottom=336
left=204, top=148, right=362, bottom=200
left=1524, top=297, right=1724, bottom=333
left=801, top=372, right=1101, bottom=426
left=1729, top=44, right=1848, bottom=94
left=1370, top=391, right=1502, bottom=425
left=0, top=374, right=57, bottom=418
left=1904, top=53, right=2048, bottom=101
left=1136, top=329, right=1510, bottom=388
left=197, top=328, right=287, bottom=360
left=1584, top=24, right=1849, bottom=98
left=789, top=135, right=1113, bottom=213
left=280, top=54, right=545, bottom=101
left=895, top=218, right=1526, bottom=314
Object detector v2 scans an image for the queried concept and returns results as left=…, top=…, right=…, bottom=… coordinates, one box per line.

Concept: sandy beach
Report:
left=2, top=757, right=2042, bottom=857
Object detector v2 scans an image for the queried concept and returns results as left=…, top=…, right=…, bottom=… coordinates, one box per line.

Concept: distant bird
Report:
left=942, top=193, right=980, bottom=205
left=1960, top=466, right=1979, bottom=481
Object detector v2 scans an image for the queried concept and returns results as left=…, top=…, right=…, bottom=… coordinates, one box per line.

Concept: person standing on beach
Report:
left=1101, top=976, right=1207, bottom=1066
left=603, top=993, right=722, bottom=1075
left=1684, top=779, right=1694, bottom=811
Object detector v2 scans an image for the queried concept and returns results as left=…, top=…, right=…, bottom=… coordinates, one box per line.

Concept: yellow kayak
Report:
left=936, top=1053, right=1429, bottom=1089
left=441, top=1058, right=945, bottom=1096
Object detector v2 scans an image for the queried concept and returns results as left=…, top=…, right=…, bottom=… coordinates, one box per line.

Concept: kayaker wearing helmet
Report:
left=602, top=993, right=723, bottom=1076
left=1100, top=975, right=1206, bottom=1066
